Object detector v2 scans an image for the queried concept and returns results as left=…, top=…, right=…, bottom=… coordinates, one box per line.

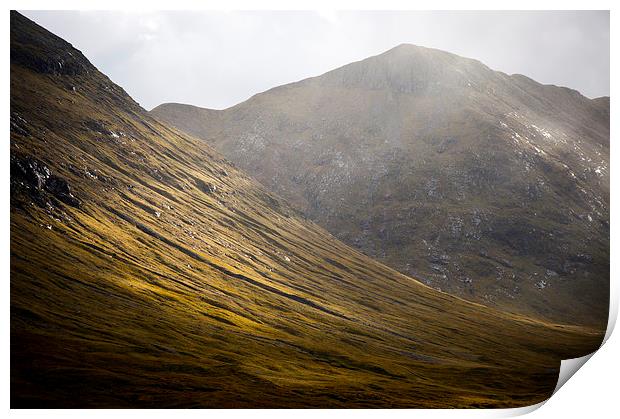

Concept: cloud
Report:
left=20, top=10, right=610, bottom=110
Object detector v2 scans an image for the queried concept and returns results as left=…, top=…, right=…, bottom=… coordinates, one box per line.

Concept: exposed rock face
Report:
left=152, top=44, right=609, bottom=327
left=11, top=154, right=81, bottom=208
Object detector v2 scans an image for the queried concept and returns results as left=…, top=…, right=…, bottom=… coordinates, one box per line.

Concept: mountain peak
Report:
left=11, top=11, right=142, bottom=113
left=10, top=11, right=93, bottom=76
left=384, top=43, right=451, bottom=56
left=319, top=43, right=492, bottom=93
left=386, top=42, right=426, bottom=52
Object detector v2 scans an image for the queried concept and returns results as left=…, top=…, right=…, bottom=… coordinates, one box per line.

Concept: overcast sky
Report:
left=21, top=10, right=609, bottom=110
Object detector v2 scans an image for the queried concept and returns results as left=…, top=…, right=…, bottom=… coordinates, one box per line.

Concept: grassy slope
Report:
left=10, top=12, right=604, bottom=408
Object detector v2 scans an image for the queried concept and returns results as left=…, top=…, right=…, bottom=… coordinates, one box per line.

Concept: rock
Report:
left=11, top=154, right=50, bottom=190
left=535, top=279, right=549, bottom=290
left=84, top=119, right=112, bottom=135
left=10, top=112, right=30, bottom=136
left=196, top=178, right=217, bottom=194
left=45, top=175, right=80, bottom=207
left=11, top=154, right=80, bottom=208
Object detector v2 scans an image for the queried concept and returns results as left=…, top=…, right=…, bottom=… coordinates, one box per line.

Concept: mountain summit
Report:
left=318, top=43, right=494, bottom=92
left=152, top=44, right=609, bottom=327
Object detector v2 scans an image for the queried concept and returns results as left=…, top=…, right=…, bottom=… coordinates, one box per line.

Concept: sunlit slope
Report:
left=11, top=12, right=603, bottom=408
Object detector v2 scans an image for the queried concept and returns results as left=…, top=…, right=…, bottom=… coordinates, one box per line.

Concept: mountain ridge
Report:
left=152, top=43, right=602, bottom=114
left=152, top=43, right=609, bottom=327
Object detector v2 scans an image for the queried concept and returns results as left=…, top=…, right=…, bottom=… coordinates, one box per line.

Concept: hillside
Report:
left=152, top=44, right=609, bottom=327
left=11, top=12, right=604, bottom=408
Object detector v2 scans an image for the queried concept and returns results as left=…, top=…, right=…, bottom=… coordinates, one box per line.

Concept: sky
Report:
left=21, top=10, right=610, bottom=110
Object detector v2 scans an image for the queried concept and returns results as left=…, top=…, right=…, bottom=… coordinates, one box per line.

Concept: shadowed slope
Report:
left=11, top=12, right=603, bottom=408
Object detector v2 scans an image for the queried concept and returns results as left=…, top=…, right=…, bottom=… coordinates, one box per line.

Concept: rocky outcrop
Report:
left=11, top=154, right=81, bottom=208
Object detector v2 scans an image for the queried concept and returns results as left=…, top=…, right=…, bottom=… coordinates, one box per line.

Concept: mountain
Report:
left=10, top=12, right=604, bottom=408
left=151, top=44, right=610, bottom=328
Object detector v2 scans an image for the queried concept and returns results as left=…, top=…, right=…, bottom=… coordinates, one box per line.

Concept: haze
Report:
left=21, top=10, right=610, bottom=110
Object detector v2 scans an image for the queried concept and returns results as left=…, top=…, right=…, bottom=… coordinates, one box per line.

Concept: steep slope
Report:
left=11, top=12, right=603, bottom=408
left=152, top=44, right=609, bottom=327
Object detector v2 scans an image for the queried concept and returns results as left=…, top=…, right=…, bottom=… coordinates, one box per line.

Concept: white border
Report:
left=1, top=0, right=616, bottom=11
left=2, top=1, right=616, bottom=417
